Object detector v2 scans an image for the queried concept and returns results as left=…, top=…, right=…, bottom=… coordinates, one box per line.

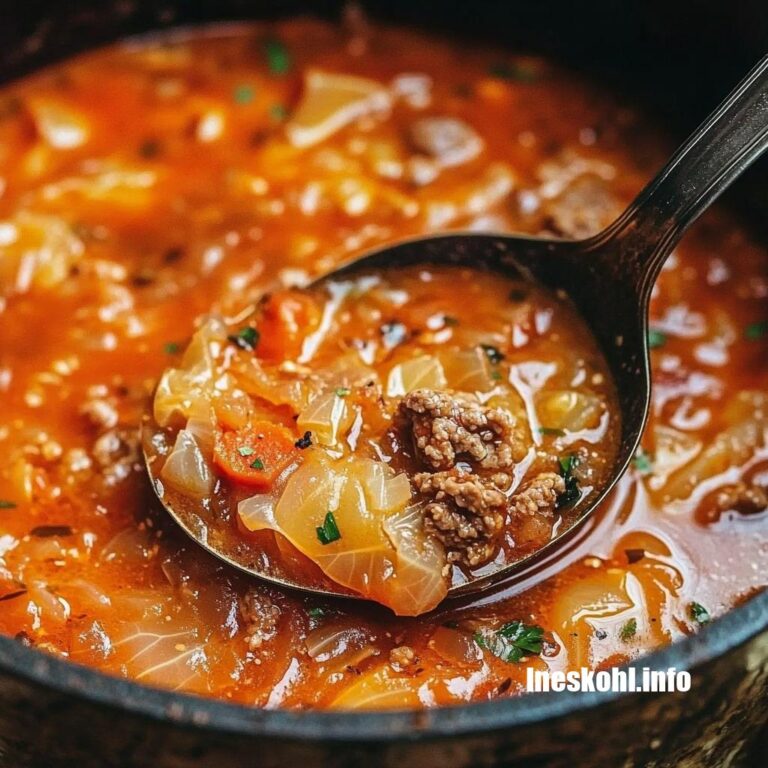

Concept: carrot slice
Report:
left=214, top=421, right=298, bottom=489
left=256, top=290, right=321, bottom=361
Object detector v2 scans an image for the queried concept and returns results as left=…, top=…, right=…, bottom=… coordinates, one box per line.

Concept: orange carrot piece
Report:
left=214, top=421, right=298, bottom=489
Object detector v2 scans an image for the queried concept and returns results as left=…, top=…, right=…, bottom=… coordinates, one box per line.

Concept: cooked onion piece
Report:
left=239, top=452, right=447, bottom=616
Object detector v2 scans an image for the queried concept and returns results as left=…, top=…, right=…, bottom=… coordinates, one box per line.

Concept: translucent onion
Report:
left=238, top=492, right=278, bottom=530
left=305, top=620, right=373, bottom=663
left=329, top=664, right=425, bottom=710
left=286, top=69, right=392, bottom=149
left=357, top=460, right=412, bottom=513
left=297, top=391, right=351, bottom=446
left=648, top=425, right=702, bottom=491
left=662, top=415, right=768, bottom=501
left=242, top=451, right=447, bottom=615
left=386, top=355, right=447, bottom=397
left=428, top=625, right=481, bottom=667
left=99, top=527, right=156, bottom=565
left=535, top=389, right=603, bottom=431
left=160, top=429, right=214, bottom=497
left=441, top=347, right=493, bottom=391
left=153, top=319, right=226, bottom=427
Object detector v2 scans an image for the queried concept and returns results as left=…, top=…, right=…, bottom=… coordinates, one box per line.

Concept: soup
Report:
left=0, top=18, right=766, bottom=709
left=145, top=265, right=620, bottom=614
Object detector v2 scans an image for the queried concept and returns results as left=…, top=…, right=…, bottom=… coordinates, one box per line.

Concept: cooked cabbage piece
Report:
left=239, top=452, right=447, bottom=616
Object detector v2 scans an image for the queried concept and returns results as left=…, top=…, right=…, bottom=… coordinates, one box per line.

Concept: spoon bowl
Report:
left=144, top=53, right=768, bottom=602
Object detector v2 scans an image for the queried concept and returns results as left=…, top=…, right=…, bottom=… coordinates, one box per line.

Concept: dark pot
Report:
left=0, top=2, right=766, bottom=766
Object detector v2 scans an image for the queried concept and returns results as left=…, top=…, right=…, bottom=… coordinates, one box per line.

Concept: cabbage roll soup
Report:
left=0, top=19, right=766, bottom=710
left=145, top=266, right=620, bottom=615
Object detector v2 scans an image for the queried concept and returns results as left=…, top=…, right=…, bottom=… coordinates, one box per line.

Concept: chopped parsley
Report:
left=620, top=618, right=637, bottom=641
left=538, top=427, right=566, bottom=437
left=474, top=621, right=544, bottom=663
left=316, top=511, right=341, bottom=545
left=233, top=83, right=255, bottom=104
left=228, top=326, right=259, bottom=351
left=269, top=103, right=288, bottom=122
left=632, top=449, right=654, bottom=475
left=442, top=315, right=459, bottom=327
left=481, top=344, right=505, bottom=364
left=490, top=369, right=503, bottom=381
left=238, top=446, right=255, bottom=457
left=648, top=329, right=667, bottom=349
left=487, top=60, right=540, bottom=83
left=0, top=500, right=17, bottom=510
left=295, top=431, right=313, bottom=449
left=744, top=320, right=768, bottom=340
left=264, top=38, right=291, bottom=75
left=688, top=602, right=711, bottom=624
left=307, top=606, right=328, bottom=620
left=249, top=457, right=265, bottom=471
left=335, top=387, right=351, bottom=398
left=556, top=454, right=581, bottom=508
left=163, top=341, right=181, bottom=355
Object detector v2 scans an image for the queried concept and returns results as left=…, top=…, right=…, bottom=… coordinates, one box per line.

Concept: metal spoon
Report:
left=145, top=54, right=768, bottom=602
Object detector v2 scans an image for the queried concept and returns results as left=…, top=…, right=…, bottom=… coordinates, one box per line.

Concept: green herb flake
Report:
left=481, top=344, right=505, bottom=365
left=228, top=326, right=260, bottom=351
left=0, top=500, right=17, bottom=510
left=250, top=457, right=265, bottom=471
left=620, top=618, right=637, bottom=641
left=490, top=369, right=503, bottom=381
left=264, top=38, right=291, bottom=75
left=487, top=60, right=540, bottom=83
left=688, top=602, right=711, bottom=624
left=307, top=606, right=327, bottom=620
left=632, top=449, right=654, bottom=475
left=557, top=454, right=581, bottom=508
left=509, top=287, right=528, bottom=302
left=163, top=341, right=181, bottom=355
left=744, top=320, right=768, bottom=341
left=648, top=329, right=667, bottom=349
left=538, top=427, right=566, bottom=437
left=334, top=387, right=351, bottom=398
left=238, top=446, right=255, bottom=457
left=269, top=103, right=288, bottom=122
left=316, top=511, right=341, bottom=545
left=442, top=315, right=459, bottom=327
left=233, top=83, right=255, bottom=104
left=474, top=621, right=544, bottom=663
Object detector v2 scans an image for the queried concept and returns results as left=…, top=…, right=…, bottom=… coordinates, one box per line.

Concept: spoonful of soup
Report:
left=143, top=54, right=768, bottom=615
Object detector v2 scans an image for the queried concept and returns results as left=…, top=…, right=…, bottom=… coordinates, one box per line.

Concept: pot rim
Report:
left=0, top=588, right=765, bottom=741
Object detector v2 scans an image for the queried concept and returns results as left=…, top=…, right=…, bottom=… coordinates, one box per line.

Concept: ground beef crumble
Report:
left=400, top=389, right=563, bottom=568
left=240, top=588, right=280, bottom=652
left=399, top=389, right=526, bottom=471
left=414, top=470, right=507, bottom=567
left=389, top=645, right=418, bottom=671
left=509, top=472, right=565, bottom=517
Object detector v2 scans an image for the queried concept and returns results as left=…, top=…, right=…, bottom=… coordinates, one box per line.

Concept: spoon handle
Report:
left=600, top=54, right=768, bottom=299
